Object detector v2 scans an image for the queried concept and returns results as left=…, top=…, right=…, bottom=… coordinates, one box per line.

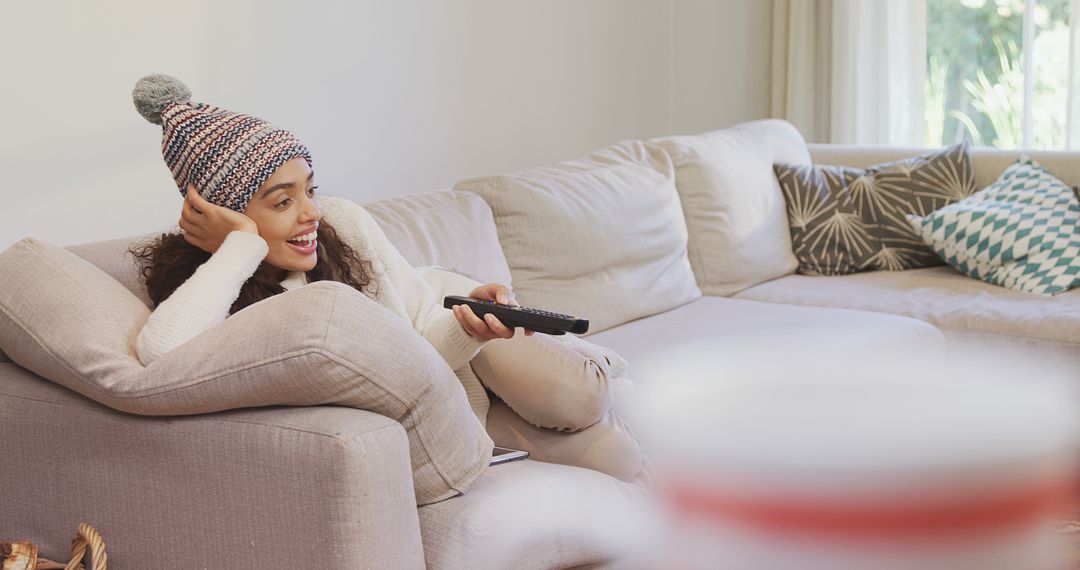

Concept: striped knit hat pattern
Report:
left=132, top=74, right=312, bottom=212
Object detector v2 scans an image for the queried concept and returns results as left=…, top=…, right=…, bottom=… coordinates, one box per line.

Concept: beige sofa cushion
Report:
left=455, top=140, right=701, bottom=333
left=0, top=238, right=491, bottom=505
left=365, top=190, right=513, bottom=286
left=809, top=145, right=1080, bottom=188
left=68, top=234, right=156, bottom=307
left=418, top=459, right=647, bottom=570
left=589, top=295, right=946, bottom=410
left=653, top=119, right=812, bottom=295
left=733, top=267, right=1080, bottom=360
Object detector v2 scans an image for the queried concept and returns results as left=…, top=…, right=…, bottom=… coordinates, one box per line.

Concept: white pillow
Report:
left=455, top=140, right=701, bottom=333
left=653, top=119, right=812, bottom=295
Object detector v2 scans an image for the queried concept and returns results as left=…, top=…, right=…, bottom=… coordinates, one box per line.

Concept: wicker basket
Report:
left=1, top=524, right=107, bottom=570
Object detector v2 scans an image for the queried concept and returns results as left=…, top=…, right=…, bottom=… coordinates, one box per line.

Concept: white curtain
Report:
left=770, top=0, right=833, bottom=143
left=771, top=0, right=927, bottom=146
left=1066, top=0, right=1080, bottom=149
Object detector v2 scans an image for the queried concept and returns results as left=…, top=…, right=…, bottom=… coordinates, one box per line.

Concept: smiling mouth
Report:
left=286, top=236, right=317, bottom=254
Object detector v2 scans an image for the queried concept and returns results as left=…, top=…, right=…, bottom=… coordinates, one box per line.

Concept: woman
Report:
left=129, top=74, right=642, bottom=483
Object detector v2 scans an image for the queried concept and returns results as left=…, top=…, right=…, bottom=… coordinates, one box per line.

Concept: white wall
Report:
left=0, top=0, right=770, bottom=249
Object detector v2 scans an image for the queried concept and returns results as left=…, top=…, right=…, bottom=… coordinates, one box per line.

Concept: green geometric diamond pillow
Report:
left=907, top=156, right=1080, bottom=295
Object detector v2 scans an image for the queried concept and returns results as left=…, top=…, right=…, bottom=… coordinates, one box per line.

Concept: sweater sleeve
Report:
left=353, top=208, right=487, bottom=370
left=135, top=231, right=269, bottom=366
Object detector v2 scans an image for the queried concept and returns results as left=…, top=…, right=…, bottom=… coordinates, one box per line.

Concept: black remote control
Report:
left=443, top=295, right=589, bottom=335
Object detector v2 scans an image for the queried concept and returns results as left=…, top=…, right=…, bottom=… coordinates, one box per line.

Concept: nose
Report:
left=300, top=194, right=322, bottom=223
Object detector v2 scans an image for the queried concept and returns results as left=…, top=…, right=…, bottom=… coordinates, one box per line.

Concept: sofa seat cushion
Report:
left=733, top=267, right=1080, bottom=357
left=588, top=296, right=945, bottom=377
left=418, top=460, right=646, bottom=570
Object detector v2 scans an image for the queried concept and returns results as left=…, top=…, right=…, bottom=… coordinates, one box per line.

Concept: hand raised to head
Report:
left=179, top=185, right=259, bottom=253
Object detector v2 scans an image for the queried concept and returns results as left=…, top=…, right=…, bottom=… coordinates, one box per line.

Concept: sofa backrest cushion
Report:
left=364, top=190, right=513, bottom=285
left=454, top=140, right=702, bottom=334
left=0, top=238, right=491, bottom=505
left=67, top=234, right=157, bottom=307
left=652, top=119, right=812, bottom=296
left=809, top=145, right=1080, bottom=188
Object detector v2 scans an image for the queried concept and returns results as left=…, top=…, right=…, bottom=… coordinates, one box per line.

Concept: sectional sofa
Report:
left=0, top=120, right=1076, bottom=568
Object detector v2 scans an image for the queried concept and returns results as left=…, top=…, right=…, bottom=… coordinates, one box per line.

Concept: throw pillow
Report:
left=774, top=142, right=977, bottom=275
left=907, top=156, right=1080, bottom=296
left=0, top=238, right=492, bottom=505
left=454, top=140, right=702, bottom=334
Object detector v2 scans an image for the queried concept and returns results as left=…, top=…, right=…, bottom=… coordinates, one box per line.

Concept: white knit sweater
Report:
left=135, top=196, right=488, bottom=371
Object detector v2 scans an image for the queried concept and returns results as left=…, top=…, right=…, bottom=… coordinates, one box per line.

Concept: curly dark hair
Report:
left=129, top=221, right=375, bottom=314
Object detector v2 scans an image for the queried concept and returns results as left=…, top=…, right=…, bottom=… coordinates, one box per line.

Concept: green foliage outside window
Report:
left=926, top=0, right=1069, bottom=149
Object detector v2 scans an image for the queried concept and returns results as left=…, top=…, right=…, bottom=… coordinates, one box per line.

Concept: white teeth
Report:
left=289, top=231, right=317, bottom=243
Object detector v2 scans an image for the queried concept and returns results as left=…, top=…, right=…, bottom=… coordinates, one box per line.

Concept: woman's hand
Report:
left=469, top=283, right=514, bottom=305
left=452, top=283, right=534, bottom=340
left=179, top=185, right=259, bottom=253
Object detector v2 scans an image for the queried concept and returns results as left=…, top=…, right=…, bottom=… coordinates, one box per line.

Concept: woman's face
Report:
left=243, top=157, right=322, bottom=279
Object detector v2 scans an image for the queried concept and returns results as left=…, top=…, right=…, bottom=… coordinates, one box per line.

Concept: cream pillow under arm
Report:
left=135, top=231, right=268, bottom=365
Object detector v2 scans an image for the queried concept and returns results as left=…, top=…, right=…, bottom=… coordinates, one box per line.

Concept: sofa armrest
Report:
left=0, top=363, right=425, bottom=569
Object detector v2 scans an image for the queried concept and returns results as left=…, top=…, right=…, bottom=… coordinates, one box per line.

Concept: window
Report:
left=926, top=0, right=1071, bottom=149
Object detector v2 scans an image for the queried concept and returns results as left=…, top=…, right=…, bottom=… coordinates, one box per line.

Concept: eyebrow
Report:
left=260, top=172, right=315, bottom=199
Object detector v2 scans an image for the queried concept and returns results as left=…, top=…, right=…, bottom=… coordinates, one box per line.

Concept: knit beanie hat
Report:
left=132, top=74, right=312, bottom=212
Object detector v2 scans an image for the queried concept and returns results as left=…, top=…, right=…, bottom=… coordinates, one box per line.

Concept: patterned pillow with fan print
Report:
left=773, top=142, right=977, bottom=276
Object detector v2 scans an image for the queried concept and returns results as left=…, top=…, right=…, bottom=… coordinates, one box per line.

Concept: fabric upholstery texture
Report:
left=417, top=459, right=647, bottom=570
left=808, top=145, right=1080, bottom=188
left=907, top=156, right=1080, bottom=295
left=733, top=266, right=1080, bottom=359
left=653, top=119, right=812, bottom=295
left=67, top=234, right=156, bottom=307
left=455, top=139, right=701, bottom=333
left=0, top=238, right=491, bottom=505
left=774, top=143, right=976, bottom=275
left=365, top=190, right=514, bottom=286
left=0, top=363, right=425, bottom=569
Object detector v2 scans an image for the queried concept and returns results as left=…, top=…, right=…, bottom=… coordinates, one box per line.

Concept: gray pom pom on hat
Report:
left=132, top=74, right=192, bottom=125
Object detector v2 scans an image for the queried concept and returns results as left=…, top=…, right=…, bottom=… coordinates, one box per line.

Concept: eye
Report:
left=307, top=185, right=319, bottom=197
left=274, top=198, right=293, bottom=210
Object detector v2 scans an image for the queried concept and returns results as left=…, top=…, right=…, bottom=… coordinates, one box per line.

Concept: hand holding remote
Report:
left=463, top=284, right=535, bottom=337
